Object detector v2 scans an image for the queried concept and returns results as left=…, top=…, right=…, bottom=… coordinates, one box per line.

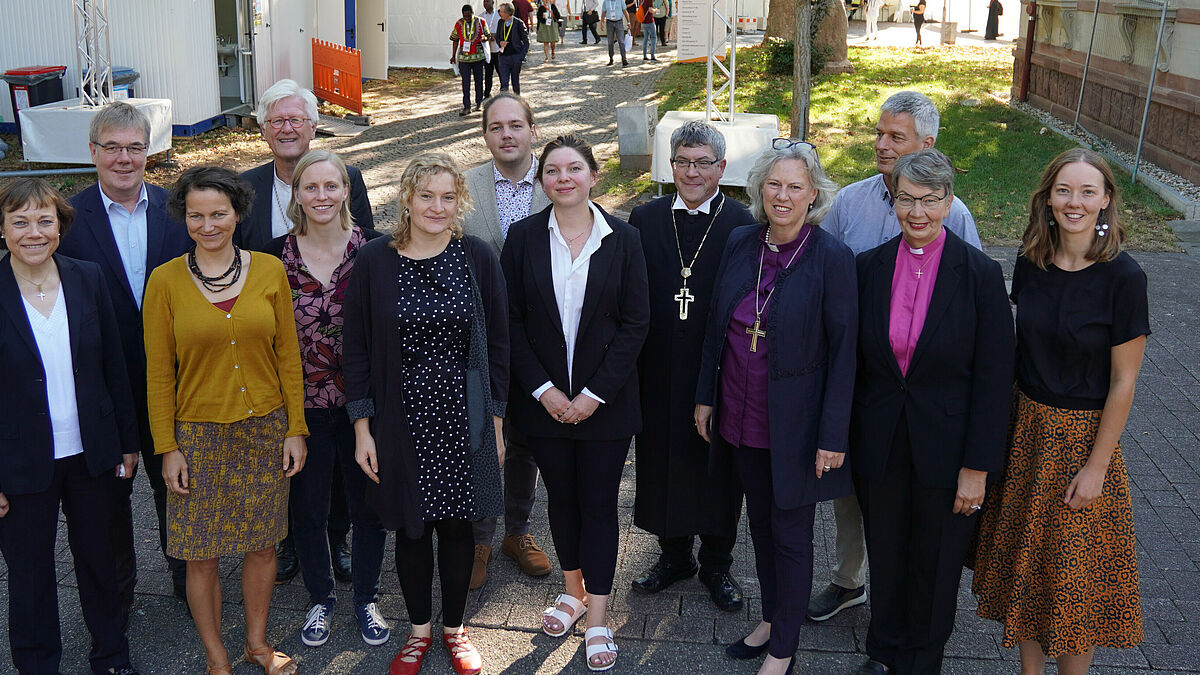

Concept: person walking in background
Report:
left=145, top=166, right=308, bottom=675
left=985, top=0, right=1003, bottom=39
left=536, top=0, right=561, bottom=62
left=912, top=0, right=927, bottom=45
left=863, top=0, right=882, bottom=41
left=480, top=0, right=503, bottom=97
left=850, top=150, right=1014, bottom=675
left=502, top=135, right=649, bottom=671
left=602, top=0, right=628, bottom=66
left=262, top=150, right=391, bottom=652
left=628, top=121, right=756, bottom=613
left=697, top=139, right=857, bottom=675
left=496, top=3, right=531, bottom=94
left=0, top=178, right=142, bottom=675
left=343, top=153, right=509, bottom=675
left=971, top=148, right=1147, bottom=675
left=463, top=93, right=553, bottom=590
left=639, top=0, right=657, bottom=60
left=654, top=0, right=670, bottom=46
left=451, top=4, right=492, bottom=116
left=515, top=0, right=535, bottom=23
left=59, top=102, right=193, bottom=609
left=580, top=0, right=601, bottom=43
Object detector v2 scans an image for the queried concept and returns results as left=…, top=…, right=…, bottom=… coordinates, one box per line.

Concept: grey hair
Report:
left=892, top=149, right=955, bottom=197
left=669, top=120, right=726, bottom=161
left=745, top=142, right=838, bottom=225
left=498, top=2, right=515, bottom=15
left=256, top=79, right=319, bottom=126
left=88, top=101, right=150, bottom=144
left=880, top=90, right=940, bottom=143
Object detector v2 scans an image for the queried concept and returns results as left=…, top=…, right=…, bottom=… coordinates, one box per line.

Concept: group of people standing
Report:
left=0, top=82, right=1148, bottom=675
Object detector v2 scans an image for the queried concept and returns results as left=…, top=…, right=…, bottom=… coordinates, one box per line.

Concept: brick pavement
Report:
left=2, top=38, right=1199, bottom=675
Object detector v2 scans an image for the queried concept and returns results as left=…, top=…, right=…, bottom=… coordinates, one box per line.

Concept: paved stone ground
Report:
left=2, top=35, right=1198, bottom=675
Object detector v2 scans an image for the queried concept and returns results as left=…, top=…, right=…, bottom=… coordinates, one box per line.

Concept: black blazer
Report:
left=0, top=255, right=139, bottom=495
left=237, top=161, right=376, bottom=252
left=60, top=183, right=192, bottom=428
left=501, top=204, right=650, bottom=440
left=850, top=230, right=1015, bottom=488
left=497, top=18, right=530, bottom=57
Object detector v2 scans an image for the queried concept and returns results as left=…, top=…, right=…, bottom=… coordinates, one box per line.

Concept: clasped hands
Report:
left=540, top=387, right=598, bottom=425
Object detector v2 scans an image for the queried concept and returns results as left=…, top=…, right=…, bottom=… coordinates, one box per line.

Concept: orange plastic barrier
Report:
left=312, top=38, right=363, bottom=114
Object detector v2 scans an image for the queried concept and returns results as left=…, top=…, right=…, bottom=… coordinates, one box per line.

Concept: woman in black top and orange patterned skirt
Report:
left=971, top=149, right=1148, bottom=675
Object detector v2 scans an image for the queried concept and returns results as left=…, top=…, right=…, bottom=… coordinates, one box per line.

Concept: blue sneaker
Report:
left=301, top=603, right=332, bottom=646
left=355, top=602, right=391, bottom=646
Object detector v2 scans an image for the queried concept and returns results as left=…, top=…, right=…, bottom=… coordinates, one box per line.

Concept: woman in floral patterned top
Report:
left=264, top=149, right=391, bottom=650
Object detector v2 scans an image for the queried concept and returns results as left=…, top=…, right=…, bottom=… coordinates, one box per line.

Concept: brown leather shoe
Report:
left=501, top=534, right=552, bottom=577
left=469, top=545, right=491, bottom=590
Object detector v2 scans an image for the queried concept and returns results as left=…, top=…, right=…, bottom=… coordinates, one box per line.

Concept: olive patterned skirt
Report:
left=970, top=390, right=1143, bottom=656
left=166, top=407, right=290, bottom=560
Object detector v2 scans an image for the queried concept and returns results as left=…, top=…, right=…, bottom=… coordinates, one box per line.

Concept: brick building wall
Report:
left=1011, top=0, right=1200, bottom=184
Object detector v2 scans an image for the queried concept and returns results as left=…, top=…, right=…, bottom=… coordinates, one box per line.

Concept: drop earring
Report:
left=1095, top=209, right=1109, bottom=237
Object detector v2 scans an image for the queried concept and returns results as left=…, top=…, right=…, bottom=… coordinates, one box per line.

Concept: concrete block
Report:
left=617, top=101, right=657, bottom=170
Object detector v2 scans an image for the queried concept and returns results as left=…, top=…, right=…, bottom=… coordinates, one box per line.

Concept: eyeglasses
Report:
left=265, top=117, right=311, bottom=130
left=772, top=138, right=816, bottom=152
left=670, top=158, right=719, bottom=171
left=894, top=192, right=949, bottom=210
left=95, top=143, right=147, bottom=157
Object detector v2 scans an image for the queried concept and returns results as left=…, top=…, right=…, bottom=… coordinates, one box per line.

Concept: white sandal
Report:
left=584, top=625, right=618, bottom=672
left=542, top=593, right=587, bottom=637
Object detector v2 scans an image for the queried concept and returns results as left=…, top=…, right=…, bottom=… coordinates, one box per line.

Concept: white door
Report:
left=316, top=0, right=345, bottom=44
left=357, top=0, right=389, bottom=80
left=250, top=0, right=275, bottom=102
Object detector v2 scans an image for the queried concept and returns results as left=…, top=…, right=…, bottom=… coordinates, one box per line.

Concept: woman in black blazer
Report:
left=849, top=150, right=1014, bottom=675
left=0, top=178, right=140, bottom=675
left=501, top=135, right=649, bottom=672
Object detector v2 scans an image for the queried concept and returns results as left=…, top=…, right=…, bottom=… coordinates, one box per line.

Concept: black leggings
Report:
left=530, top=436, right=629, bottom=595
left=394, top=518, right=474, bottom=626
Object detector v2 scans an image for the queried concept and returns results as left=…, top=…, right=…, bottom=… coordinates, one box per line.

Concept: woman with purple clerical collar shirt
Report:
left=848, top=149, right=1014, bottom=675
left=695, top=139, right=857, bottom=675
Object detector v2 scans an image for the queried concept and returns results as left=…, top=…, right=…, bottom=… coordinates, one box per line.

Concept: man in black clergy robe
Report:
left=628, top=120, right=756, bottom=611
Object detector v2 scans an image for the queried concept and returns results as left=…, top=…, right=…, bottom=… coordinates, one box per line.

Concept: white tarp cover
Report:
left=389, top=2, right=463, bottom=69
left=18, top=98, right=172, bottom=165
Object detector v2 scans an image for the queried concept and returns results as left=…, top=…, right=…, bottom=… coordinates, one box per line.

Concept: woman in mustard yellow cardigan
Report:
left=143, top=166, right=307, bottom=675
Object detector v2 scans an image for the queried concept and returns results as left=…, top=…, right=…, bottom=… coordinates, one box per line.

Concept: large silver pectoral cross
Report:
left=675, top=286, right=695, bottom=320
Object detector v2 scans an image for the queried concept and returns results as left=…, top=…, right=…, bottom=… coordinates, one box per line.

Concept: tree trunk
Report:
left=792, top=0, right=811, bottom=139
left=766, top=0, right=796, bottom=39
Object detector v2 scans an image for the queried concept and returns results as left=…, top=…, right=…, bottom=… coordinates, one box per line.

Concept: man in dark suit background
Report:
left=237, top=79, right=376, bottom=583
left=236, top=79, right=375, bottom=253
left=59, top=101, right=194, bottom=611
left=627, top=120, right=756, bottom=611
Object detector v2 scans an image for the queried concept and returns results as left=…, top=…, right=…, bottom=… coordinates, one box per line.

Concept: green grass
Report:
left=653, top=45, right=1179, bottom=249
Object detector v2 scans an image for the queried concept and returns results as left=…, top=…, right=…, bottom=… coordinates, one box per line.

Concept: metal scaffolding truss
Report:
left=73, top=0, right=114, bottom=107
left=705, top=0, right=738, bottom=123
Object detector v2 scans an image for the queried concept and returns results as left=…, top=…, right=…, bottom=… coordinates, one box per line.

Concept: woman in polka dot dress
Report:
left=343, top=153, right=509, bottom=675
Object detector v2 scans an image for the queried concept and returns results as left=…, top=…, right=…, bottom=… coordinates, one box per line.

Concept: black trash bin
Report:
left=2, top=65, right=67, bottom=142
left=81, top=66, right=140, bottom=99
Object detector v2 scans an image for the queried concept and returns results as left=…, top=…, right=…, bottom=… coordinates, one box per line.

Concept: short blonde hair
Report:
left=287, top=150, right=354, bottom=237
left=392, top=153, right=471, bottom=250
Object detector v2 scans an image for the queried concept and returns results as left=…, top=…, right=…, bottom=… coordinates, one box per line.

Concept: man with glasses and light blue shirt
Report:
left=810, top=90, right=981, bottom=627
left=60, top=102, right=194, bottom=620
left=602, top=0, right=629, bottom=66
left=238, top=79, right=375, bottom=252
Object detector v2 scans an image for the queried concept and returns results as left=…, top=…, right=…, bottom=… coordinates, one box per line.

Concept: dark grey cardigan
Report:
left=343, top=234, right=509, bottom=538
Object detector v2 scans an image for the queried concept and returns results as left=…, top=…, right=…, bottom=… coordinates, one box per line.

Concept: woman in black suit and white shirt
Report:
left=501, top=135, right=649, bottom=672
left=0, top=178, right=140, bottom=675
